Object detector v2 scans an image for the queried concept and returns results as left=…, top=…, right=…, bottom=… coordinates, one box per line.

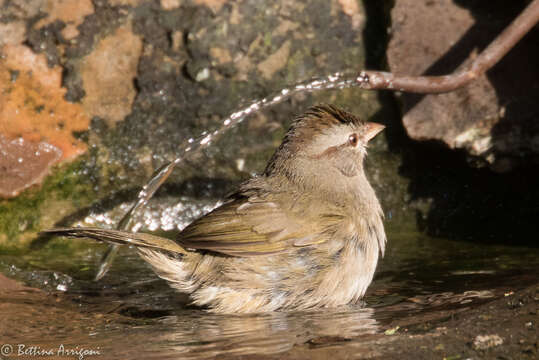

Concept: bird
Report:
left=46, top=104, right=386, bottom=313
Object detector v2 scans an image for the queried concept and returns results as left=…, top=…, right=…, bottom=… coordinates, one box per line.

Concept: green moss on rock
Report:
left=0, top=157, right=98, bottom=248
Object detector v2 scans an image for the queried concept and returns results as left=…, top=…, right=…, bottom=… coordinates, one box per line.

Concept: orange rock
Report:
left=0, top=44, right=90, bottom=197
left=0, top=44, right=90, bottom=160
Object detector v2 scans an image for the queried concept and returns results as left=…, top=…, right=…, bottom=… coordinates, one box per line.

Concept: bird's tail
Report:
left=44, top=227, right=187, bottom=256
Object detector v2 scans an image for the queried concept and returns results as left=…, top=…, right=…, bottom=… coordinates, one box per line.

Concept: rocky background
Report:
left=0, top=0, right=538, bottom=248
left=388, top=0, right=539, bottom=173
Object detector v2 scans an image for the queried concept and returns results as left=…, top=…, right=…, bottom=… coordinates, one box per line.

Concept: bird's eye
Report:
left=348, top=133, right=359, bottom=147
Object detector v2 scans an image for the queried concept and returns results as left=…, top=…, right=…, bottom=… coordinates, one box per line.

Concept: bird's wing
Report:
left=177, top=194, right=343, bottom=256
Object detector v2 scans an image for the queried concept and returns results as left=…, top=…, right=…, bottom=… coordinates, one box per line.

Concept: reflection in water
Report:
left=153, top=308, right=377, bottom=358
left=0, top=274, right=377, bottom=358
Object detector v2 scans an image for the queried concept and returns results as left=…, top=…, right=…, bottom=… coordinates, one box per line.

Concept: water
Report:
left=1, top=73, right=537, bottom=358
left=1, top=194, right=537, bottom=359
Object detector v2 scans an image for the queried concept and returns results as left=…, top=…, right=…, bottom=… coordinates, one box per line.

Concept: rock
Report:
left=34, top=0, right=94, bottom=40
left=257, top=40, right=292, bottom=80
left=161, top=0, right=183, bottom=11
left=387, top=0, right=539, bottom=171
left=0, top=21, right=26, bottom=46
left=0, top=44, right=90, bottom=160
left=0, top=44, right=90, bottom=198
left=209, top=47, right=232, bottom=65
left=194, top=0, right=228, bottom=13
left=0, top=135, right=62, bottom=198
left=473, top=334, right=504, bottom=350
left=109, top=0, right=146, bottom=6
left=79, top=22, right=143, bottom=127
left=0, top=0, right=45, bottom=19
left=336, top=0, right=364, bottom=30
left=120, top=0, right=386, bottom=187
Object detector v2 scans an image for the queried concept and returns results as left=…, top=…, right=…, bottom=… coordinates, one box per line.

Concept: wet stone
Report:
left=0, top=135, right=62, bottom=198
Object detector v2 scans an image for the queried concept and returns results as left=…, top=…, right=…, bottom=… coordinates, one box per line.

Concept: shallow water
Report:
left=1, top=196, right=538, bottom=359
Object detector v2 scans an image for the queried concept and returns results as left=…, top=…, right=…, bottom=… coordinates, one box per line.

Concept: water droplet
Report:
left=200, top=135, right=211, bottom=145
left=195, top=68, right=210, bottom=82
left=236, top=158, right=245, bottom=172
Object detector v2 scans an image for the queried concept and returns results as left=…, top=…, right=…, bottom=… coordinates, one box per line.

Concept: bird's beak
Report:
left=362, top=122, right=385, bottom=143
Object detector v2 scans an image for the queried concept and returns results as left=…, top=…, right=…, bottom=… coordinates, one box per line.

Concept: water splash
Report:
left=96, top=71, right=370, bottom=279
left=136, top=71, right=369, bottom=213
left=174, top=71, right=368, bottom=162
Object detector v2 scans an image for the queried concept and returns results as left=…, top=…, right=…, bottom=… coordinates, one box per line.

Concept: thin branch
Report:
left=356, top=0, right=539, bottom=94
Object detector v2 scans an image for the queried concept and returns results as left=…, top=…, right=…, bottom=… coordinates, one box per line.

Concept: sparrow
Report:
left=46, top=104, right=386, bottom=313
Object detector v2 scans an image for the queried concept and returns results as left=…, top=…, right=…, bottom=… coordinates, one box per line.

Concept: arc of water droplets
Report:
left=132, top=71, right=365, bottom=222
left=95, top=71, right=368, bottom=280
left=173, top=71, right=366, bottom=164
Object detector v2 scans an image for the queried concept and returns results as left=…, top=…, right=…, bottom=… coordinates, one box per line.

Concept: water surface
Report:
left=1, top=196, right=537, bottom=359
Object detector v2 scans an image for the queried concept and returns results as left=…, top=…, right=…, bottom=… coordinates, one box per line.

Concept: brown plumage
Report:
left=46, top=105, right=386, bottom=313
